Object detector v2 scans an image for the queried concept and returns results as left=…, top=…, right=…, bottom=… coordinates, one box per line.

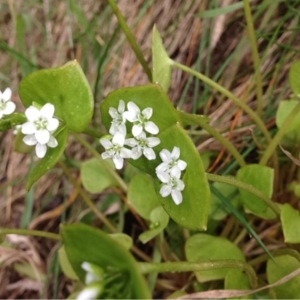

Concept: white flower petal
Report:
left=145, top=121, right=159, bottom=134
left=120, top=147, right=132, bottom=159
left=178, top=160, right=187, bottom=171
left=36, top=129, right=50, bottom=144
left=170, top=166, right=182, bottom=178
left=25, top=106, right=40, bottom=121
left=171, top=146, right=180, bottom=159
left=35, top=143, right=47, bottom=158
left=21, top=122, right=36, bottom=134
left=118, top=99, right=125, bottom=113
left=127, top=101, right=140, bottom=114
left=143, top=147, right=156, bottom=160
left=147, top=137, right=160, bottom=147
left=40, top=103, right=55, bottom=118
left=2, top=88, right=12, bottom=101
left=171, top=190, right=182, bottom=205
left=131, top=147, right=142, bottom=160
left=47, top=136, right=58, bottom=148
left=23, top=134, right=37, bottom=146
left=3, top=101, right=16, bottom=115
left=132, top=124, right=143, bottom=137
left=177, top=179, right=185, bottom=191
left=47, top=118, right=59, bottom=131
left=109, top=107, right=118, bottom=118
left=101, top=152, right=111, bottom=160
left=125, top=138, right=138, bottom=147
left=157, top=171, right=170, bottom=183
left=100, top=138, right=112, bottom=149
left=159, top=149, right=171, bottom=162
left=113, top=157, right=124, bottom=169
left=112, top=131, right=125, bottom=146
left=76, top=286, right=100, bottom=300
left=155, top=162, right=168, bottom=173
left=160, top=185, right=172, bottom=197
left=142, top=107, right=153, bottom=119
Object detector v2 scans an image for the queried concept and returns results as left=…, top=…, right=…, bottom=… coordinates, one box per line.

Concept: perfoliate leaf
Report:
left=26, top=127, right=68, bottom=190
left=19, top=60, right=94, bottom=132
left=152, top=26, right=171, bottom=92
left=280, top=204, right=300, bottom=243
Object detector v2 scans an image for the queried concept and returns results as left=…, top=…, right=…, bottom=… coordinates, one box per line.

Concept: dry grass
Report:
left=1, top=0, right=300, bottom=298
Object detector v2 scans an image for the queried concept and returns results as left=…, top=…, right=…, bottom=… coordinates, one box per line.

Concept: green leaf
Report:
left=128, top=173, right=161, bottom=220
left=154, top=124, right=210, bottom=230
left=81, top=158, right=117, bottom=193
left=0, top=113, right=26, bottom=131
left=185, top=234, right=245, bottom=282
left=289, top=60, right=300, bottom=96
left=152, top=26, right=171, bottom=92
left=236, top=164, right=274, bottom=215
left=109, top=233, right=133, bottom=250
left=62, top=223, right=150, bottom=299
left=58, top=246, right=78, bottom=280
left=225, top=270, right=252, bottom=300
left=19, top=60, right=94, bottom=132
left=280, top=204, right=300, bottom=243
left=267, top=255, right=300, bottom=299
left=139, top=206, right=169, bottom=244
left=276, top=100, right=300, bottom=144
left=26, top=127, right=68, bottom=190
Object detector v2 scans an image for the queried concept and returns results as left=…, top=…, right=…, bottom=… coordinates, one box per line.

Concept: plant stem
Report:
left=82, top=126, right=105, bottom=138
left=206, top=173, right=280, bottom=215
left=171, top=61, right=272, bottom=145
left=107, top=0, right=152, bottom=81
left=260, top=101, right=300, bottom=165
left=138, top=260, right=257, bottom=288
left=74, top=133, right=128, bottom=192
left=59, top=161, right=117, bottom=232
left=0, top=227, right=61, bottom=241
left=243, top=0, right=263, bottom=117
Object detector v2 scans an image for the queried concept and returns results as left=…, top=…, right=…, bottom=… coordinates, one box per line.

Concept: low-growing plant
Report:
left=1, top=2, right=300, bottom=299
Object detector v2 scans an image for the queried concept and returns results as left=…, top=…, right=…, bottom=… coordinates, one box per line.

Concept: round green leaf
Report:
left=139, top=206, right=169, bottom=244
left=280, top=204, right=300, bottom=243
left=225, top=270, right=251, bottom=300
left=81, top=158, right=117, bottom=194
left=19, top=60, right=94, bottom=132
left=152, top=26, right=171, bottom=92
left=185, top=234, right=245, bottom=282
left=62, top=223, right=150, bottom=299
left=128, top=173, right=161, bottom=220
left=236, top=164, right=273, bottom=214
left=267, top=255, right=300, bottom=299
left=26, top=127, right=68, bottom=190
left=289, top=60, right=300, bottom=96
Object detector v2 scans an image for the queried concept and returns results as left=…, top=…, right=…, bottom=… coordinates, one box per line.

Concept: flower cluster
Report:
left=100, top=100, right=160, bottom=169
left=21, top=103, right=59, bottom=158
left=156, top=147, right=187, bottom=205
left=0, top=88, right=15, bottom=119
left=76, top=262, right=103, bottom=300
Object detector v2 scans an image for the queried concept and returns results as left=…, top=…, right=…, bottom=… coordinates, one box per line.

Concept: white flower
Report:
left=0, top=88, right=16, bottom=119
left=156, top=146, right=187, bottom=176
left=76, top=285, right=101, bottom=300
left=123, top=101, right=159, bottom=137
left=100, top=132, right=132, bottom=169
left=157, top=171, right=185, bottom=205
left=125, top=131, right=160, bottom=160
left=21, top=103, right=59, bottom=158
left=109, top=99, right=126, bottom=135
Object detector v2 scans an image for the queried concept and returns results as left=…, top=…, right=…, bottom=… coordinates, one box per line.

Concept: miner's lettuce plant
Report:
left=1, top=13, right=300, bottom=299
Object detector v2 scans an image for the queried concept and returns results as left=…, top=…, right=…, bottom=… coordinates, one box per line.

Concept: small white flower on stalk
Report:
left=0, top=88, right=16, bottom=119
left=157, top=171, right=185, bottom=205
left=156, top=146, right=187, bottom=176
left=21, top=103, right=59, bottom=158
left=124, top=101, right=159, bottom=137
left=109, top=99, right=127, bottom=135
left=125, top=131, right=160, bottom=160
left=100, top=132, right=132, bottom=169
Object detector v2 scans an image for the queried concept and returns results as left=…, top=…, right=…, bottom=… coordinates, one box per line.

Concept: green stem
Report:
left=138, top=260, right=257, bottom=288
left=171, top=60, right=272, bottom=145
left=243, top=0, right=263, bottom=117
left=0, top=228, right=61, bottom=241
left=59, top=161, right=117, bottom=232
left=82, top=127, right=105, bottom=138
left=74, top=133, right=128, bottom=192
left=107, top=0, right=152, bottom=81
left=206, top=173, right=280, bottom=215
left=260, top=101, right=300, bottom=165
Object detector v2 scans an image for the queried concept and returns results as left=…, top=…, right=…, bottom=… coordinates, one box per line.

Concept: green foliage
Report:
left=19, top=60, right=94, bottom=132
left=225, top=270, right=252, bottom=300
left=0, top=113, right=26, bottom=131
left=62, top=223, right=151, bottom=299
left=280, top=204, right=300, bottom=243
left=185, top=234, right=245, bottom=282
left=267, top=255, right=300, bottom=299
left=81, top=158, right=118, bottom=193
left=152, top=26, right=171, bottom=92
left=289, top=60, right=300, bottom=96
